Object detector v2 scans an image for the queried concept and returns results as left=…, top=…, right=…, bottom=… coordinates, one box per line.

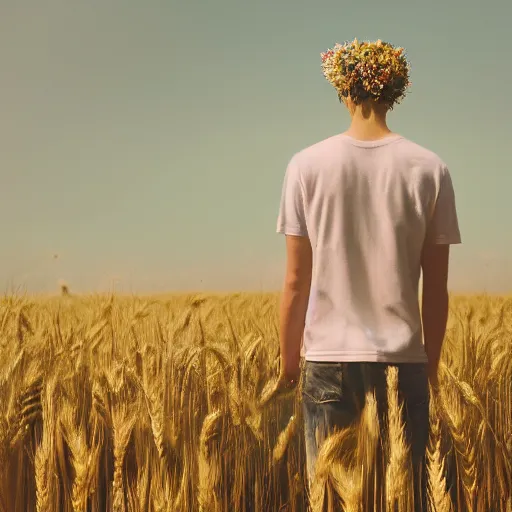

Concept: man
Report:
left=275, top=39, right=461, bottom=510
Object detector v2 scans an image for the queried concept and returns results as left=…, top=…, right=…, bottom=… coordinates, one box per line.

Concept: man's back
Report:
left=277, top=132, right=461, bottom=363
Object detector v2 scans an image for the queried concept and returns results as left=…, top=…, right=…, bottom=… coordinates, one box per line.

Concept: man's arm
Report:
left=421, top=242, right=450, bottom=388
left=279, top=234, right=312, bottom=382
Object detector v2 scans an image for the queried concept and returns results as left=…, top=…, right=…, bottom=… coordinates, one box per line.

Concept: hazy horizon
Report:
left=2, top=1, right=511, bottom=295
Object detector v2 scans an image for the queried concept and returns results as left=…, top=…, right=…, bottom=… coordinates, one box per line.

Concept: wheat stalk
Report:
left=385, top=366, right=413, bottom=512
left=440, top=385, right=478, bottom=511
left=427, top=396, right=453, bottom=512
left=198, top=410, right=224, bottom=512
left=35, top=377, right=59, bottom=512
left=309, top=426, right=358, bottom=512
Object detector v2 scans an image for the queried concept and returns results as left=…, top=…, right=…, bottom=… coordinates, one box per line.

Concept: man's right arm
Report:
left=421, top=165, right=461, bottom=387
left=421, top=243, right=450, bottom=388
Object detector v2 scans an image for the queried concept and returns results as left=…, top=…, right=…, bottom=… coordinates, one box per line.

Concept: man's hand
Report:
left=279, top=350, right=301, bottom=392
left=280, top=357, right=301, bottom=388
left=259, top=363, right=300, bottom=407
left=428, top=364, right=440, bottom=391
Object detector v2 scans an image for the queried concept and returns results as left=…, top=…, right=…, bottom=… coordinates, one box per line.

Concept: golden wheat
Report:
left=0, top=293, right=510, bottom=511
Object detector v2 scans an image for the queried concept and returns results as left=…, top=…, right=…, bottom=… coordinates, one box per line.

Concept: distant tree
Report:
left=59, top=280, right=70, bottom=296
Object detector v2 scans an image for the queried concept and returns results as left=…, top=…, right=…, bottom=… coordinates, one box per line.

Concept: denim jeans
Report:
left=302, top=361, right=430, bottom=512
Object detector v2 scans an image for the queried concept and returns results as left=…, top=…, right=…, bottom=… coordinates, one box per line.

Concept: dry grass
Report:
left=0, top=292, right=510, bottom=511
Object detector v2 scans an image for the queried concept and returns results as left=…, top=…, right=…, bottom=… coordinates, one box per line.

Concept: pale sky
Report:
left=1, top=0, right=511, bottom=294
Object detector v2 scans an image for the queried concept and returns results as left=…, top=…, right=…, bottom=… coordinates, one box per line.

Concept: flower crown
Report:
left=321, top=38, right=412, bottom=109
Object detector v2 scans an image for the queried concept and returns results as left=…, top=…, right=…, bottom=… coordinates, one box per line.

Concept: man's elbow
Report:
left=283, top=273, right=311, bottom=295
left=422, top=281, right=449, bottom=305
left=421, top=244, right=450, bottom=301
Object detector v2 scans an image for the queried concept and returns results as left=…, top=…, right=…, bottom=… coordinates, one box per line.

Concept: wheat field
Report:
left=0, top=292, right=510, bottom=511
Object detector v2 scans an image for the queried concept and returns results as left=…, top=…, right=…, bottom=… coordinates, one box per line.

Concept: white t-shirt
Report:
left=276, top=133, right=461, bottom=363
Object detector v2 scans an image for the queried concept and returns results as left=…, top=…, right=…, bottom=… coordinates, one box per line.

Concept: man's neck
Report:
left=343, top=115, right=393, bottom=142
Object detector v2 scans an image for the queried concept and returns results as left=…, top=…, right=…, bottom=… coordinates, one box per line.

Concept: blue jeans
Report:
left=302, top=361, right=430, bottom=512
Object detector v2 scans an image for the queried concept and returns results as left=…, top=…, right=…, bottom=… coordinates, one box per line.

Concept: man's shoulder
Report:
left=397, top=137, right=447, bottom=172
left=290, top=134, right=344, bottom=167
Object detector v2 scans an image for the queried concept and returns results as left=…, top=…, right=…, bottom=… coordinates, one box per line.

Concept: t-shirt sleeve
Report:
left=425, top=167, right=462, bottom=245
left=276, top=157, right=308, bottom=237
